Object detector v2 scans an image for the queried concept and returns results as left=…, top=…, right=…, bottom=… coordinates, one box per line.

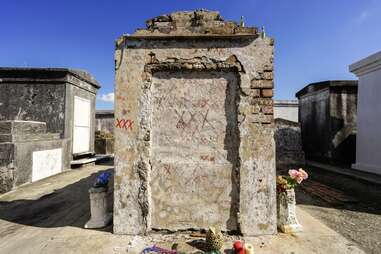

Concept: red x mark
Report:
left=115, top=118, right=134, bottom=130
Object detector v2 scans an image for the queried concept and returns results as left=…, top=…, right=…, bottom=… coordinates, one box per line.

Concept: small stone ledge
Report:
left=0, top=67, right=100, bottom=89
left=142, top=54, right=273, bottom=127
left=117, top=10, right=258, bottom=44
left=143, top=55, right=245, bottom=75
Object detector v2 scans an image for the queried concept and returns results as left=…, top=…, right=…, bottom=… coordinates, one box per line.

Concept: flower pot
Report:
left=85, top=187, right=112, bottom=229
left=277, top=188, right=302, bottom=233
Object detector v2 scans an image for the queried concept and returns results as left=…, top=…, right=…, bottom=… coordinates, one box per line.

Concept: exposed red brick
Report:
left=249, top=114, right=273, bottom=123
left=251, top=80, right=273, bottom=89
left=261, top=89, right=273, bottom=98
left=262, top=105, right=273, bottom=114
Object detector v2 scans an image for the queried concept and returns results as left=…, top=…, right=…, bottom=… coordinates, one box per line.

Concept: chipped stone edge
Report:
left=128, top=53, right=275, bottom=235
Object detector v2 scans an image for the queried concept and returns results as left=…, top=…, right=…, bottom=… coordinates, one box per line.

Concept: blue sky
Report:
left=1, top=0, right=380, bottom=109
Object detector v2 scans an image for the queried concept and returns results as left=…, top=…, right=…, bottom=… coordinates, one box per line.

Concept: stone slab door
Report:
left=72, top=96, right=91, bottom=154
left=150, top=71, right=240, bottom=231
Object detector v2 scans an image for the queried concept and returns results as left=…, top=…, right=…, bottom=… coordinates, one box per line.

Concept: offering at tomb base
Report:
left=233, top=240, right=245, bottom=254
left=205, top=227, right=224, bottom=251
left=276, top=168, right=309, bottom=193
left=244, top=243, right=254, bottom=254
left=94, top=171, right=111, bottom=188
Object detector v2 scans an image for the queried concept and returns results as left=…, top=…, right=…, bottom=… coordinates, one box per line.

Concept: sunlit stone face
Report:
left=150, top=71, right=239, bottom=231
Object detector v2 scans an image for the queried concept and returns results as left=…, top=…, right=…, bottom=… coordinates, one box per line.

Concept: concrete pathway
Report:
left=297, top=163, right=381, bottom=254
left=307, top=160, right=381, bottom=186
left=0, top=164, right=365, bottom=254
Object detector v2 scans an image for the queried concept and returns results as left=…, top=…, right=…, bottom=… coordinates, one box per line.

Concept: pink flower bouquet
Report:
left=277, top=168, right=308, bottom=192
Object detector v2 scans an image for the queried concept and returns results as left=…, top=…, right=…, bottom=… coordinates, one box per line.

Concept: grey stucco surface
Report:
left=0, top=120, right=70, bottom=193
left=0, top=120, right=47, bottom=135
left=0, top=68, right=100, bottom=160
left=0, top=83, right=66, bottom=136
left=0, top=68, right=100, bottom=193
left=95, top=111, right=115, bottom=134
left=274, top=118, right=305, bottom=170
left=0, top=143, right=15, bottom=193
left=13, top=138, right=70, bottom=186
left=296, top=81, right=358, bottom=165
left=274, top=100, right=299, bottom=123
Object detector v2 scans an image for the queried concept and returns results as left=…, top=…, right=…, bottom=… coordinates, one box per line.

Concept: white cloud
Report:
left=98, top=92, right=114, bottom=103
left=356, top=10, right=369, bottom=24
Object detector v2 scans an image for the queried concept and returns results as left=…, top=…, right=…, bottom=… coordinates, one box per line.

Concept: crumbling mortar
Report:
left=144, top=55, right=245, bottom=76
left=136, top=160, right=150, bottom=231
left=234, top=76, right=243, bottom=234
left=134, top=77, right=154, bottom=232
left=141, top=52, right=248, bottom=233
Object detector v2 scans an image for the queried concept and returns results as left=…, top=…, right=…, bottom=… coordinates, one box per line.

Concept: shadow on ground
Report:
left=186, top=239, right=234, bottom=254
left=187, top=239, right=209, bottom=252
left=280, top=165, right=381, bottom=254
left=277, top=166, right=381, bottom=216
left=0, top=166, right=114, bottom=232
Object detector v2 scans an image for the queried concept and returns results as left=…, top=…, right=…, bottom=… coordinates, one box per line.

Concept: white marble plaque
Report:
left=73, top=96, right=91, bottom=154
left=32, top=148, right=62, bottom=181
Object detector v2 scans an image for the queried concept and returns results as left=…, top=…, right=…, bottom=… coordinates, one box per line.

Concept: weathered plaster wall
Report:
left=0, top=143, right=14, bottom=193
left=274, top=119, right=305, bottom=170
left=14, top=138, right=69, bottom=186
left=329, top=90, right=357, bottom=164
left=95, top=110, right=114, bottom=134
left=0, top=120, right=69, bottom=193
left=0, top=68, right=100, bottom=160
left=0, top=83, right=66, bottom=136
left=150, top=71, right=239, bottom=231
left=296, top=81, right=357, bottom=165
left=298, top=88, right=330, bottom=162
left=274, top=100, right=298, bottom=122
left=114, top=10, right=276, bottom=236
left=95, top=137, right=114, bottom=155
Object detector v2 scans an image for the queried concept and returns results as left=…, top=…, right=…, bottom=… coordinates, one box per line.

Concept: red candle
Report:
left=233, top=240, right=245, bottom=254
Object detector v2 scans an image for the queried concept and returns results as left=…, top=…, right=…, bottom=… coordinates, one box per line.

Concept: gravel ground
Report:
left=296, top=166, right=381, bottom=254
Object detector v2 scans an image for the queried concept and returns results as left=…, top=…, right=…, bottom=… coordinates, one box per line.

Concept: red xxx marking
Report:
left=115, top=118, right=134, bottom=130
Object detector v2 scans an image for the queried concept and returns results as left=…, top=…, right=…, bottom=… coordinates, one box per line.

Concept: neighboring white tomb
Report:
left=274, top=100, right=299, bottom=122
left=0, top=120, right=66, bottom=193
left=0, top=68, right=101, bottom=163
left=349, top=50, right=381, bottom=175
